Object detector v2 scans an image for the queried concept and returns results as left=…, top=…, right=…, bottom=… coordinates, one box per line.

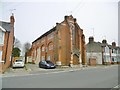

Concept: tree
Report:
left=23, top=42, right=31, bottom=53
left=12, top=47, right=21, bottom=57
left=14, top=38, right=22, bottom=48
left=23, top=42, right=31, bottom=64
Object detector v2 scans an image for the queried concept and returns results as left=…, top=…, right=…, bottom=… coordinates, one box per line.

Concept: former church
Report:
left=29, top=15, right=86, bottom=66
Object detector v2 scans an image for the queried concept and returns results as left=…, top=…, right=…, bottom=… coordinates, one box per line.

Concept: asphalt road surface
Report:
left=2, top=65, right=119, bottom=88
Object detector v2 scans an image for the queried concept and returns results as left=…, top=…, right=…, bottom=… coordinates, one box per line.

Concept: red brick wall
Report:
left=30, top=15, right=86, bottom=66
left=2, top=32, right=9, bottom=61
left=1, top=15, right=14, bottom=73
left=0, top=46, right=2, bottom=51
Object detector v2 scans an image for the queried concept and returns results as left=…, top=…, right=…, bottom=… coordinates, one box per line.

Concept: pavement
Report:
left=1, top=64, right=118, bottom=77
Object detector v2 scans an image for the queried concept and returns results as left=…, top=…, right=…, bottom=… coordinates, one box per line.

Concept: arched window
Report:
left=48, top=42, right=53, bottom=51
left=41, top=45, right=45, bottom=52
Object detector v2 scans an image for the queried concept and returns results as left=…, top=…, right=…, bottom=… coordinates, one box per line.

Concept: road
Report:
left=2, top=65, right=119, bottom=88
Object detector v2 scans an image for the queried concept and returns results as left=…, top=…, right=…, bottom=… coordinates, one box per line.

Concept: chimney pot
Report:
left=64, top=16, right=68, bottom=20
left=10, top=14, right=15, bottom=24
left=56, top=23, right=59, bottom=25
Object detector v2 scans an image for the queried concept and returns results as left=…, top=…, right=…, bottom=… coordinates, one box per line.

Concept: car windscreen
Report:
left=16, top=60, right=23, bottom=62
left=46, top=61, right=54, bottom=65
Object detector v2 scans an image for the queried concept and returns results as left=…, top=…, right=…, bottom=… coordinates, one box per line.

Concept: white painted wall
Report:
left=86, top=52, right=102, bottom=64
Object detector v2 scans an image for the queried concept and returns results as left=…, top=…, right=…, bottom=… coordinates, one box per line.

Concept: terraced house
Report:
left=86, top=37, right=120, bottom=66
left=29, top=15, right=86, bottom=66
left=0, top=14, right=15, bottom=73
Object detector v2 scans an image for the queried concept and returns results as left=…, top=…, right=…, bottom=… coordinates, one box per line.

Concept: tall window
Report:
left=49, top=45, right=53, bottom=50
left=42, top=46, right=45, bottom=52
left=0, top=30, right=5, bottom=45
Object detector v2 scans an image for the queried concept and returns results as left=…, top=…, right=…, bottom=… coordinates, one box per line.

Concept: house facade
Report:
left=86, top=37, right=120, bottom=65
left=86, top=37, right=103, bottom=65
left=29, top=15, right=86, bottom=66
left=116, top=47, right=120, bottom=63
left=101, top=40, right=111, bottom=65
left=109, top=42, right=120, bottom=64
left=0, top=14, right=15, bottom=73
left=0, top=26, right=6, bottom=73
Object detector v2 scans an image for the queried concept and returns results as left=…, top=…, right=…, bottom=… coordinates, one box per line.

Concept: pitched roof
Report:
left=32, top=15, right=81, bottom=44
left=0, top=26, right=6, bottom=32
left=0, top=21, right=11, bottom=32
left=32, top=27, right=56, bottom=43
left=86, top=42, right=103, bottom=52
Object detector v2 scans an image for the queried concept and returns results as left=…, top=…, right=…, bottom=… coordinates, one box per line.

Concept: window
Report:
left=0, top=30, right=5, bottom=45
left=42, top=46, right=45, bottom=52
left=49, top=44, right=53, bottom=50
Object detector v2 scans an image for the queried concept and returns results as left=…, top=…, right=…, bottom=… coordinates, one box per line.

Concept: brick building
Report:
left=86, top=37, right=120, bottom=65
left=30, top=15, right=86, bottom=66
left=0, top=14, right=15, bottom=73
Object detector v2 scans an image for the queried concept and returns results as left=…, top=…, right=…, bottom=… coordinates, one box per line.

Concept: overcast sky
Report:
left=0, top=0, right=119, bottom=46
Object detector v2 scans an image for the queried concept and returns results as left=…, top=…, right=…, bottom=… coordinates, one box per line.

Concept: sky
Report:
left=0, top=0, right=119, bottom=46
left=118, top=1, right=120, bottom=46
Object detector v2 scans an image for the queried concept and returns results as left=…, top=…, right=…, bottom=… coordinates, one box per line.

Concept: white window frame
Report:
left=0, top=30, right=5, bottom=45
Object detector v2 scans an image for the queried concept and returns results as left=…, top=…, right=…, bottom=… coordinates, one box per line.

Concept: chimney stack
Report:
left=10, top=13, right=15, bottom=26
left=89, top=37, right=94, bottom=43
left=112, top=42, right=116, bottom=47
left=64, top=16, right=68, bottom=20
left=102, top=39, right=107, bottom=44
left=74, top=18, right=77, bottom=23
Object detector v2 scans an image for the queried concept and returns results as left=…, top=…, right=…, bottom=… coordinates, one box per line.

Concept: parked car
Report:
left=12, top=59, right=25, bottom=68
left=39, top=60, right=56, bottom=69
